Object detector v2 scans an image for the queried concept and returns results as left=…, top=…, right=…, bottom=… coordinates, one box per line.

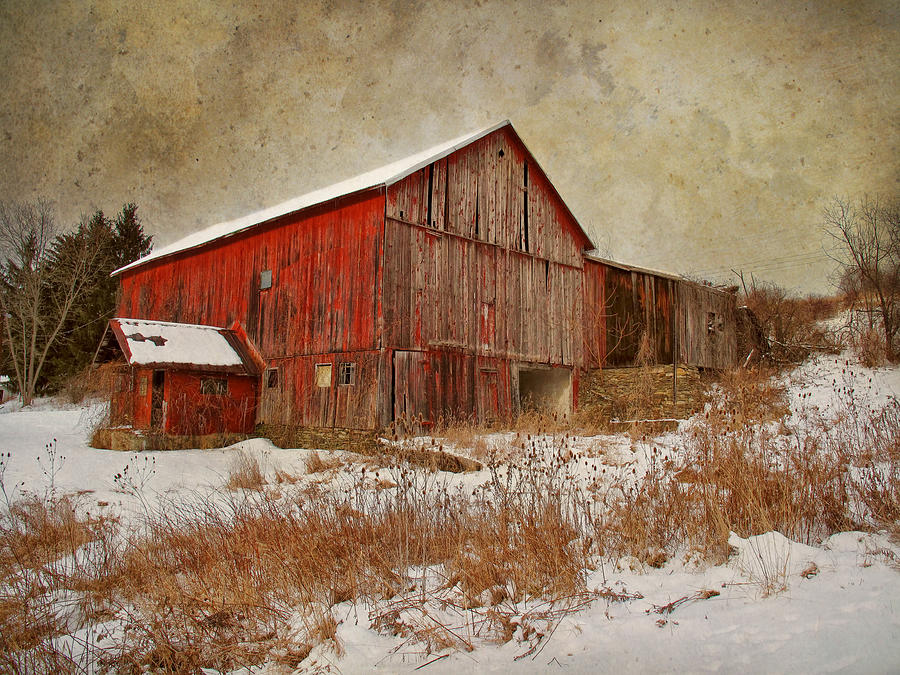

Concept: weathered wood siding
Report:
left=391, top=350, right=513, bottom=429
left=259, top=351, right=380, bottom=430
left=380, top=128, right=589, bottom=424
left=582, top=258, right=738, bottom=370
left=111, top=368, right=257, bottom=434
left=675, top=283, right=739, bottom=369
left=165, top=372, right=258, bottom=435
left=385, top=126, right=589, bottom=267
left=382, top=221, right=583, bottom=364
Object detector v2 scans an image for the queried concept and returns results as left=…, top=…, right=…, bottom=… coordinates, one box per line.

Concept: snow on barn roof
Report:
left=114, top=120, right=538, bottom=275
left=109, top=319, right=258, bottom=374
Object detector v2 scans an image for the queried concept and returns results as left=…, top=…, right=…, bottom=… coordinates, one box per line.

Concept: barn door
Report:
left=258, top=366, right=285, bottom=425
left=477, top=369, right=500, bottom=423
left=393, top=351, right=427, bottom=429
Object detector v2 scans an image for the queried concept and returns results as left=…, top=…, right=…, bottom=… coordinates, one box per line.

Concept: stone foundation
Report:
left=258, top=424, right=480, bottom=472
left=258, top=424, right=380, bottom=454
left=93, top=425, right=480, bottom=473
left=92, top=428, right=250, bottom=451
left=578, top=364, right=706, bottom=422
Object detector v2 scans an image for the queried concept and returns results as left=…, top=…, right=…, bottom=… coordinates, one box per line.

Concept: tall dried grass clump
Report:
left=0, top=489, right=119, bottom=672
left=225, top=451, right=266, bottom=490
left=61, top=362, right=125, bottom=405
left=594, top=366, right=900, bottom=567
left=709, top=365, right=789, bottom=425
left=850, top=324, right=888, bottom=367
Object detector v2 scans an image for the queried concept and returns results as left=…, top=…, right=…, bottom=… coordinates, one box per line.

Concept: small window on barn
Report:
left=315, top=363, right=332, bottom=388
left=201, top=378, right=228, bottom=396
left=115, top=371, right=130, bottom=393
left=139, top=376, right=148, bottom=396
left=260, top=270, right=273, bottom=290
left=266, top=367, right=279, bottom=388
left=707, top=312, right=717, bottom=335
left=338, top=362, right=356, bottom=386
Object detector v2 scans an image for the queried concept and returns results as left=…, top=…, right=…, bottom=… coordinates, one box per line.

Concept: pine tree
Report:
left=40, top=205, right=152, bottom=391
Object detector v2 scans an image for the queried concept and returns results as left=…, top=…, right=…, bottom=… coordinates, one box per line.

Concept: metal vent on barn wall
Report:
left=260, top=270, right=273, bottom=290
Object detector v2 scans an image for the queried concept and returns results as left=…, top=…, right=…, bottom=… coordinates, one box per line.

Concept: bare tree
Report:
left=824, top=196, right=900, bottom=362
left=0, top=201, right=109, bottom=404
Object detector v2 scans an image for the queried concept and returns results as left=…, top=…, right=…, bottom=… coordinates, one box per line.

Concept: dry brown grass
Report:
left=708, top=365, right=789, bottom=425
left=2, top=362, right=898, bottom=669
left=592, top=368, right=900, bottom=567
left=61, top=362, right=125, bottom=405
left=0, top=495, right=94, bottom=576
left=0, top=489, right=120, bottom=672
left=851, top=324, right=888, bottom=367
left=225, top=451, right=266, bottom=490
left=0, top=437, right=592, bottom=669
left=304, top=451, right=343, bottom=474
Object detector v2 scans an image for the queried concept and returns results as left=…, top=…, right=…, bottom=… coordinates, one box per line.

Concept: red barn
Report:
left=111, top=121, right=739, bottom=434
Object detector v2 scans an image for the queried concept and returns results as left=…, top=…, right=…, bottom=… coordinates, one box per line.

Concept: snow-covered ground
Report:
left=1, top=353, right=898, bottom=674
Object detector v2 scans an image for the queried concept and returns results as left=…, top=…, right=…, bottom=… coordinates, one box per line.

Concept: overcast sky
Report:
left=1, top=0, right=897, bottom=294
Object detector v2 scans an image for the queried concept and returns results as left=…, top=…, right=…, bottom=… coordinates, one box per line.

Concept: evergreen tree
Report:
left=40, top=204, right=152, bottom=391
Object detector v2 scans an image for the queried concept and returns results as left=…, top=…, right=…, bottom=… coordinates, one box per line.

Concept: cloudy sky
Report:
left=1, top=0, right=897, bottom=293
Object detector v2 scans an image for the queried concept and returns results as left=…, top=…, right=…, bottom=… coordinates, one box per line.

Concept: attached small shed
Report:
left=106, top=318, right=262, bottom=436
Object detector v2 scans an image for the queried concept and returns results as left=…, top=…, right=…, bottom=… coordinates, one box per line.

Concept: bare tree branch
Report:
left=824, top=195, right=900, bottom=362
left=0, top=201, right=110, bottom=404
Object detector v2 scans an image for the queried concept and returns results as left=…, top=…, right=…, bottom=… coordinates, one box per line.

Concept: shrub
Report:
left=741, top=282, right=843, bottom=365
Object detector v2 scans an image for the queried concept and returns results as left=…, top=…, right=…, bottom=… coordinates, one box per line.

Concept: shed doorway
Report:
left=517, top=366, right=571, bottom=417
left=150, top=370, right=165, bottom=429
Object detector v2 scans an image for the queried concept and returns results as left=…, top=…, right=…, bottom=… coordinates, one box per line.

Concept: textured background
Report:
left=1, top=0, right=897, bottom=292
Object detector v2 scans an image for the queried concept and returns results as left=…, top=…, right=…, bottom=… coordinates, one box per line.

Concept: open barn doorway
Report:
left=516, top=365, right=572, bottom=417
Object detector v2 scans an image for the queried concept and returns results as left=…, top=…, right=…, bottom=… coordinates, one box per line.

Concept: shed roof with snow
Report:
left=109, top=319, right=260, bottom=375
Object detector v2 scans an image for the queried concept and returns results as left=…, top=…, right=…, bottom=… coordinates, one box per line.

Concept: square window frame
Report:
left=201, top=378, right=228, bottom=396
left=338, top=362, right=356, bottom=386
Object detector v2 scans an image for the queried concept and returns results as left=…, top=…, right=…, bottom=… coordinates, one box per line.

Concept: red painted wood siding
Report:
left=164, top=372, right=258, bottom=435
left=392, top=350, right=512, bottom=428
left=117, top=191, right=384, bottom=357
left=133, top=368, right=153, bottom=428
left=258, top=350, right=379, bottom=429
left=112, top=368, right=257, bottom=435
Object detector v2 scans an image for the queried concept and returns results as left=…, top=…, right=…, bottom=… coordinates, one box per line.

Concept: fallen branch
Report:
left=646, top=589, right=720, bottom=615
left=415, top=653, right=450, bottom=670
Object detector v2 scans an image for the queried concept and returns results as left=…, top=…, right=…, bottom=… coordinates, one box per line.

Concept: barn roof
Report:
left=584, top=253, right=735, bottom=296
left=108, top=318, right=260, bottom=375
left=113, top=120, right=594, bottom=275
